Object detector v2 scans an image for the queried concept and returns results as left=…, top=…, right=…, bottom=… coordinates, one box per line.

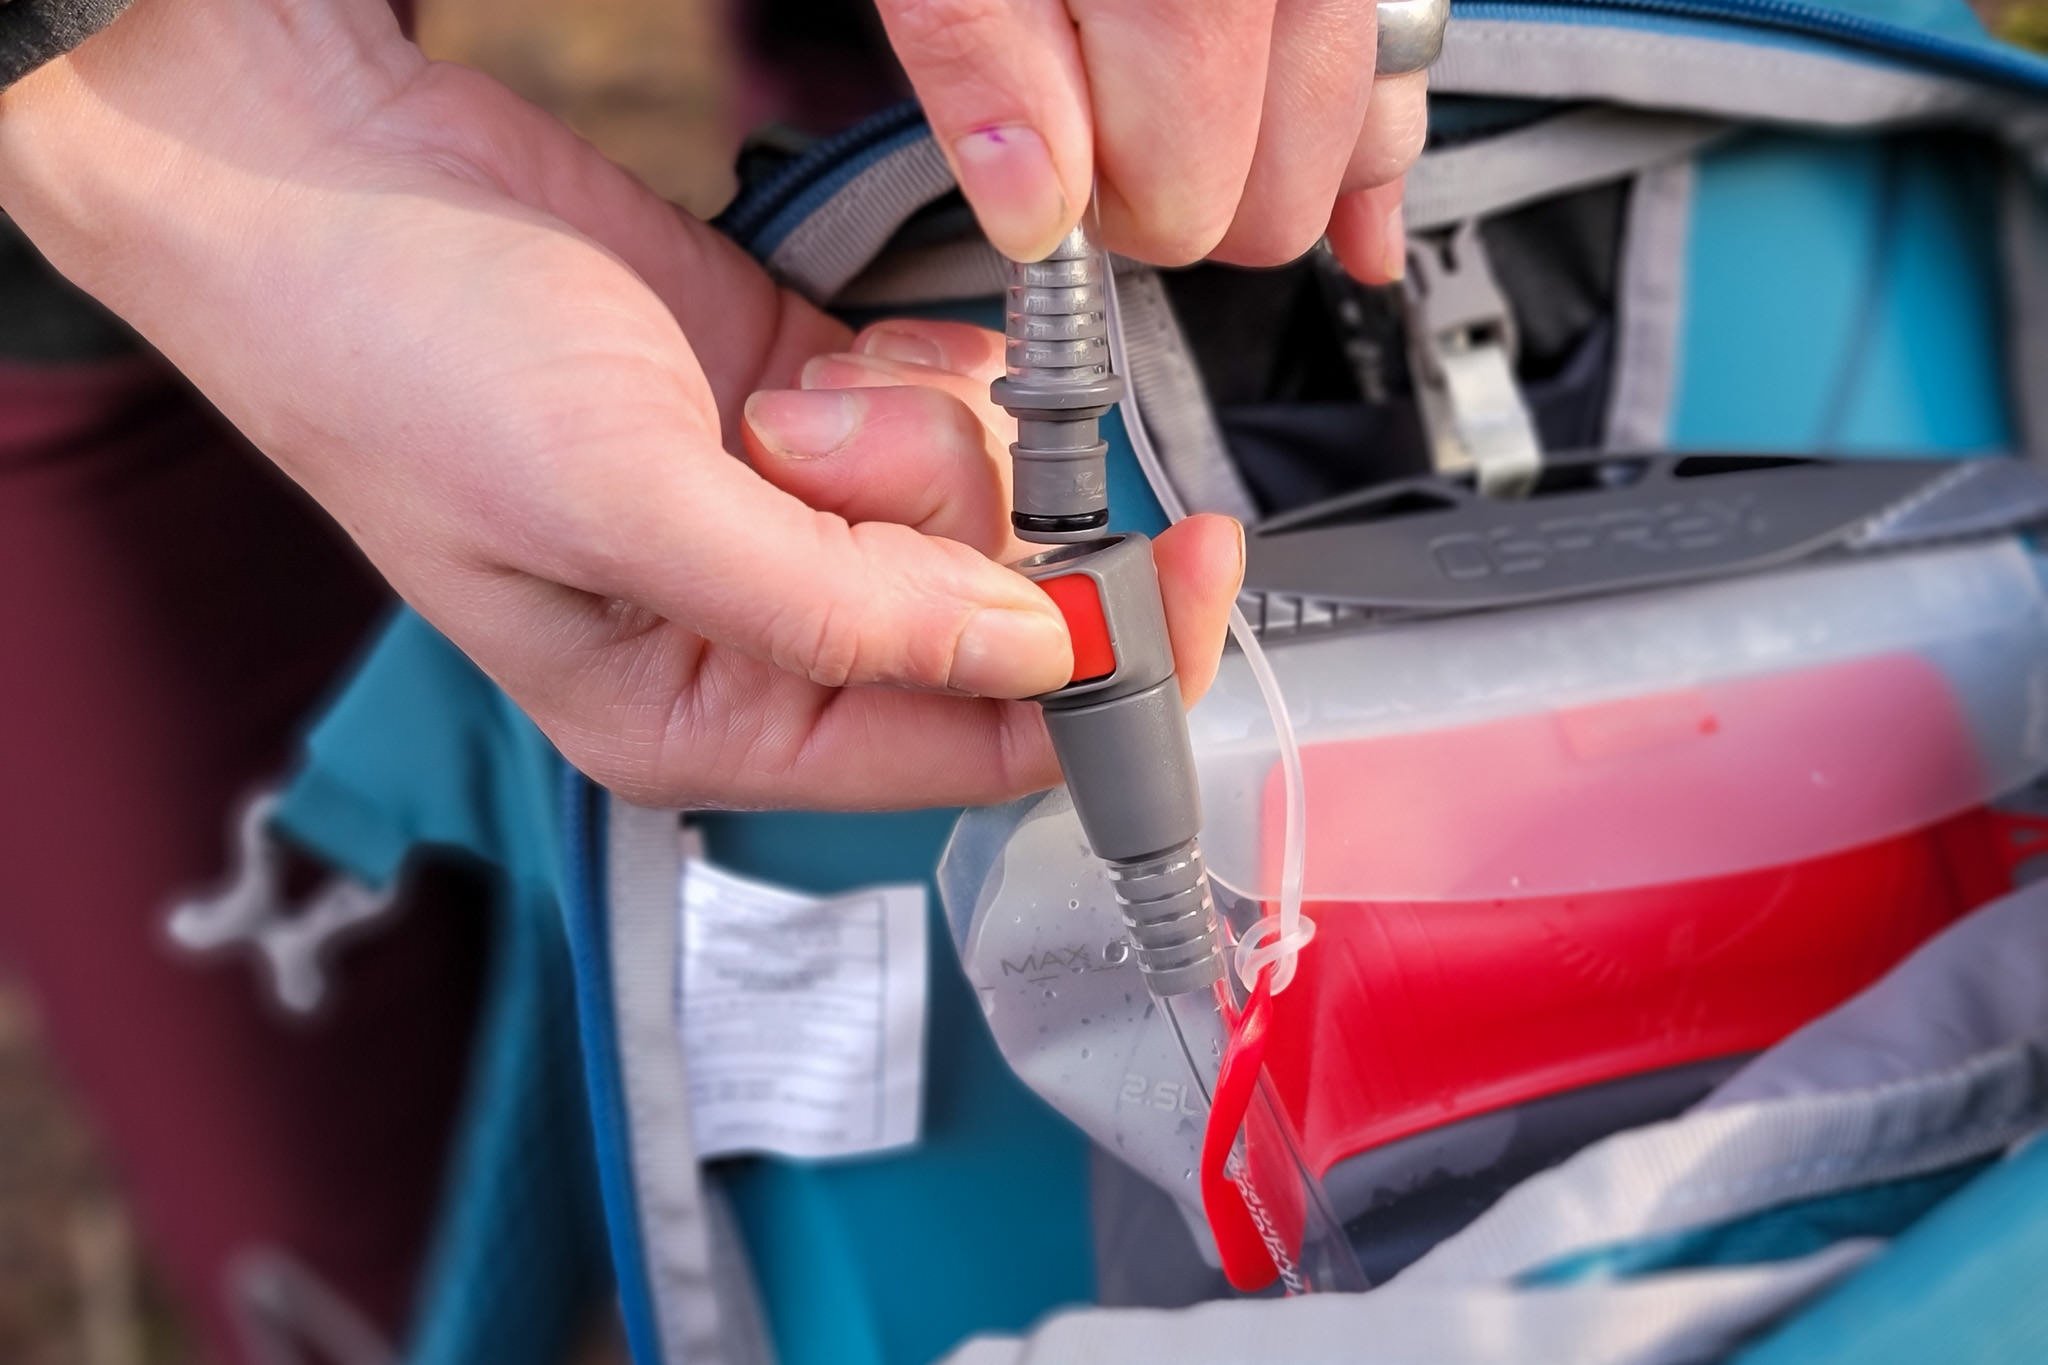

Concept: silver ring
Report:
left=1376, top=0, right=1449, bottom=75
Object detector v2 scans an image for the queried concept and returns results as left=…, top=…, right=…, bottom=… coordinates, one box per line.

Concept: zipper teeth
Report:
left=1459, top=0, right=2048, bottom=90
left=719, top=101, right=928, bottom=244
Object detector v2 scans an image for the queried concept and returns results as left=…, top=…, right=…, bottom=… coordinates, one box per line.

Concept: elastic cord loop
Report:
left=1234, top=913, right=1317, bottom=995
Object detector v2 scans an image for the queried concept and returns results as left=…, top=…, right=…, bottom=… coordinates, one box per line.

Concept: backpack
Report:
left=270, top=0, right=2048, bottom=1360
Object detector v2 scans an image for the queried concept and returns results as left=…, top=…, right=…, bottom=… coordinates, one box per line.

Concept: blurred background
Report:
left=3, top=0, right=2046, bottom=1361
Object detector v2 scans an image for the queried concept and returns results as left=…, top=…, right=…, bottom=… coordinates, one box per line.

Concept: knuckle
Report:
left=1350, top=96, right=1431, bottom=189
left=790, top=593, right=863, bottom=689
left=1126, top=201, right=1236, bottom=267
left=556, top=729, right=665, bottom=805
left=1217, top=206, right=1328, bottom=267
left=879, top=0, right=1012, bottom=78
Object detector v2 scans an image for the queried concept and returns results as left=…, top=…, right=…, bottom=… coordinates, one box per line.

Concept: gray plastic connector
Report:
left=990, top=224, right=1127, bottom=542
left=1106, top=839, right=1224, bottom=997
left=1017, top=536, right=1225, bottom=996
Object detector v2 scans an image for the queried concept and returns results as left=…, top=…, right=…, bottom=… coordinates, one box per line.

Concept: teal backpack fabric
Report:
left=269, top=611, right=604, bottom=1365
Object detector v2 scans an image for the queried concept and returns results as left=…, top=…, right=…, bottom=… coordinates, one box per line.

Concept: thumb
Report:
left=557, top=420, right=1074, bottom=699
left=874, top=0, right=1094, bottom=261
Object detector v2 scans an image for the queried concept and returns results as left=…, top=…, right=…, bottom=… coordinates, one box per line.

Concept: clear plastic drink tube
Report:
left=1095, top=231, right=1313, bottom=996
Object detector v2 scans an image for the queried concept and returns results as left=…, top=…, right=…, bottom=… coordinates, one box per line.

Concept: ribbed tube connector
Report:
left=1105, top=839, right=1226, bottom=996
left=990, top=224, right=1126, bottom=542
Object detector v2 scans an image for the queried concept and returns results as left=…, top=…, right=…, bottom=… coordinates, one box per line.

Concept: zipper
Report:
left=1459, top=0, right=2048, bottom=93
left=716, top=100, right=929, bottom=247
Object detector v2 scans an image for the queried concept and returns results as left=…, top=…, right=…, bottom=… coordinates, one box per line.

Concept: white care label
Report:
left=676, top=844, right=926, bottom=1161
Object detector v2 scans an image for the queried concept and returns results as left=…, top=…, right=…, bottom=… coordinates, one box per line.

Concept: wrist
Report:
left=0, top=0, right=421, bottom=293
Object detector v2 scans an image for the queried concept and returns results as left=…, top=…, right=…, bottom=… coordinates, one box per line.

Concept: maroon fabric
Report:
left=0, top=352, right=484, bottom=1361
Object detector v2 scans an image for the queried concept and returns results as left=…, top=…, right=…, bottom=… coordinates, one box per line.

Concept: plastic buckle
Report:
left=1404, top=220, right=1542, bottom=500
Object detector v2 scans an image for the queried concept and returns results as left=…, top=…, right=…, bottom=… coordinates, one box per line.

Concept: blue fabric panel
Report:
left=1736, top=1137, right=2048, bottom=1364
left=557, top=776, right=670, bottom=1365
left=1103, top=406, right=1172, bottom=536
left=1517, top=1161, right=1989, bottom=1285
left=275, top=610, right=566, bottom=897
left=271, top=612, right=609, bottom=1365
left=1673, top=132, right=2012, bottom=455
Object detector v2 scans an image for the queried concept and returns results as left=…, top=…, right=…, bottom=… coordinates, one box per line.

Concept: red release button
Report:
left=1038, top=573, right=1117, bottom=685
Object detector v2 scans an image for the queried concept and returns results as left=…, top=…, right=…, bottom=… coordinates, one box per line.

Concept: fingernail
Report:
left=951, top=124, right=1069, bottom=262
left=1382, top=204, right=1408, bottom=283
left=950, top=607, right=1071, bottom=697
left=860, top=328, right=943, bottom=367
left=745, top=388, right=859, bottom=459
left=801, top=352, right=892, bottom=389
left=1234, top=519, right=1248, bottom=582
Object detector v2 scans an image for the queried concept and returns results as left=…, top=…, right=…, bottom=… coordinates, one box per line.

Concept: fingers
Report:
left=1327, top=177, right=1408, bottom=286
left=1077, top=0, right=1279, bottom=265
left=742, top=384, right=1014, bottom=558
left=873, top=0, right=1095, bottom=261
left=850, top=319, right=1009, bottom=386
left=715, top=512, right=1242, bottom=806
left=518, top=397, right=1074, bottom=698
left=1324, top=71, right=1427, bottom=284
left=544, top=514, right=1246, bottom=810
left=879, top=0, right=1428, bottom=276
left=1154, top=514, right=1247, bottom=704
left=510, top=321, right=1244, bottom=810
left=747, top=510, right=1244, bottom=808
left=1213, top=0, right=1380, bottom=267
left=1342, top=71, right=1429, bottom=195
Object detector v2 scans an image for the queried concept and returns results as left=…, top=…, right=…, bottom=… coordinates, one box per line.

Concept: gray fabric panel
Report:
left=1087, top=1146, right=1227, bottom=1309
left=1604, top=160, right=1696, bottom=451
left=700, top=1181, right=776, bottom=1365
left=944, top=1242, right=1873, bottom=1365
left=1112, top=265, right=1262, bottom=523
left=836, top=237, right=1014, bottom=308
left=1706, top=878, right=2048, bottom=1110
left=1405, top=1040, right=2044, bottom=1285
left=2003, top=156, right=2048, bottom=463
left=766, top=136, right=958, bottom=303
left=608, top=798, right=750, bottom=1365
left=1432, top=20, right=2048, bottom=139
left=1405, top=108, right=1726, bottom=233
left=1402, top=882, right=2048, bottom=1287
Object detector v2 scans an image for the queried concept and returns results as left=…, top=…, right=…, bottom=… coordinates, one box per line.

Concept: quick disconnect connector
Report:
left=989, top=225, right=1125, bottom=543
left=992, top=220, right=1224, bottom=998
left=1014, top=536, right=1225, bottom=997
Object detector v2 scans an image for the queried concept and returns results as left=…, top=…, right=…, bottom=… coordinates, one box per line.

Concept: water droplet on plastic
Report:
left=1042, top=987, right=1058, bottom=1001
left=1103, top=940, right=1131, bottom=966
left=1181, top=1168, right=1194, bottom=1181
left=1068, top=898, right=1081, bottom=910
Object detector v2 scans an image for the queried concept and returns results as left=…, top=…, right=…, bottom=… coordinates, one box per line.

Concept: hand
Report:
left=875, top=0, right=1427, bottom=281
left=0, top=0, right=1243, bottom=810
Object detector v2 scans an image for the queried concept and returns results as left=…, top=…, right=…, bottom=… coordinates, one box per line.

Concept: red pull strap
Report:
left=1200, top=972, right=1285, bottom=1292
